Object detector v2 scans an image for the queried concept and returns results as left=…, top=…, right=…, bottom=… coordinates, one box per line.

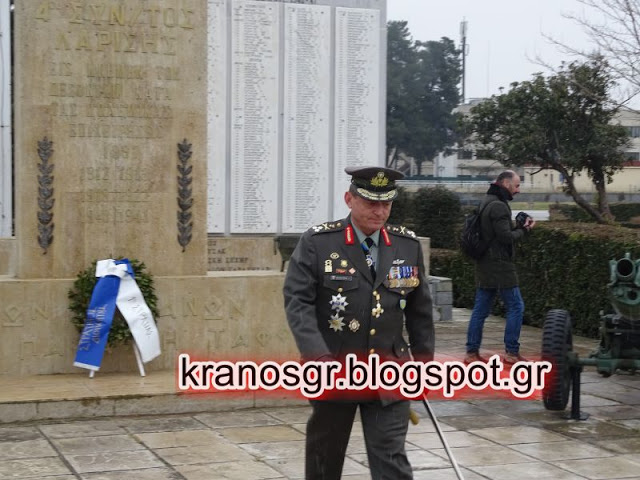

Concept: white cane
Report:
left=408, top=350, right=465, bottom=480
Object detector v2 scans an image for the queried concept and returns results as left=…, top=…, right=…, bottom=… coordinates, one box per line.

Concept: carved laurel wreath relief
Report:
left=177, top=139, right=193, bottom=251
left=37, top=137, right=55, bottom=254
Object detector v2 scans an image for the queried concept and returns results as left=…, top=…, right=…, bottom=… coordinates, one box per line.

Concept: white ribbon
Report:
left=95, top=259, right=161, bottom=363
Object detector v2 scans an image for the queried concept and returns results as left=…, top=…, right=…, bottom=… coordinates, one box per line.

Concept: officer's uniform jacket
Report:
left=284, top=216, right=435, bottom=369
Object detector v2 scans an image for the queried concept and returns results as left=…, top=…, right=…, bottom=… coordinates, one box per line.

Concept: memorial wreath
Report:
left=68, top=258, right=159, bottom=347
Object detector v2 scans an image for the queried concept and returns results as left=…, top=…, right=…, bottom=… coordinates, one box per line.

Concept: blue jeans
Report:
left=466, top=287, right=525, bottom=354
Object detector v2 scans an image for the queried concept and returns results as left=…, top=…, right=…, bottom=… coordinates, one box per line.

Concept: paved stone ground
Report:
left=0, top=308, right=638, bottom=479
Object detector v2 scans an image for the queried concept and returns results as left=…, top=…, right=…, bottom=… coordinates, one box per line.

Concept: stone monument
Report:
left=0, top=0, right=421, bottom=381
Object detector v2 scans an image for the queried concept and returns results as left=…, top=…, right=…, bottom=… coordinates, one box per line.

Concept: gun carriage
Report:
left=542, top=254, right=640, bottom=418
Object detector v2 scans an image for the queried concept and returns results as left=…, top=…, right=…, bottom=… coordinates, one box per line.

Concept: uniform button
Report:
left=370, top=328, right=376, bottom=335
left=338, top=287, right=343, bottom=293
left=401, top=347, right=405, bottom=352
left=373, top=290, right=378, bottom=296
left=369, top=348, right=376, bottom=354
left=401, top=290, right=405, bottom=295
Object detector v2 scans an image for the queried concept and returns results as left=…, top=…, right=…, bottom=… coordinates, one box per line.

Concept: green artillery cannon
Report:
left=541, top=253, right=640, bottom=418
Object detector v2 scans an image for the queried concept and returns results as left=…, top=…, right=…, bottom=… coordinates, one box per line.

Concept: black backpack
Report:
left=460, top=202, right=494, bottom=260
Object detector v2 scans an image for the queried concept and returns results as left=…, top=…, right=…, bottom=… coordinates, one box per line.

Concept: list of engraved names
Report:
left=282, top=4, right=331, bottom=233
left=230, top=0, right=280, bottom=233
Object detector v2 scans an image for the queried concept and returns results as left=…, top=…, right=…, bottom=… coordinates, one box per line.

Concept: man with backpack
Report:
left=464, top=170, right=535, bottom=365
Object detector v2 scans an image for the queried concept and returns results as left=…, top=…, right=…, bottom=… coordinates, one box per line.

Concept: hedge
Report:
left=430, top=222, right=640, bottom=338
left=550, top=202, right=640, bottom=225
left=389, top=186, right=463, bottom=249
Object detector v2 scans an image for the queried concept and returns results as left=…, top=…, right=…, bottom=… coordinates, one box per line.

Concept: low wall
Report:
left=0, top=272, right=297, bottom=376
left=0, top=235, right=431, bottom=376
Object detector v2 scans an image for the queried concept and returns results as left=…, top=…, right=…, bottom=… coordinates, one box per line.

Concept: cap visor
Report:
left=355, top=188, right=397, bottom=202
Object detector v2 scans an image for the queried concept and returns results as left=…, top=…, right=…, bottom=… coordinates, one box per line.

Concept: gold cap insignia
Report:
left=370, top=172, right=389, bottom=187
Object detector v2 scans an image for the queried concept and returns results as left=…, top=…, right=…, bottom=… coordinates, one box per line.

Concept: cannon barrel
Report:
left=609, top=254, right=640, bottom=321
left=612, top=256, right=636, bottom=282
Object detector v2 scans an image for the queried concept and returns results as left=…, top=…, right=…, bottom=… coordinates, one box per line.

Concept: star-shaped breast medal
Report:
left=329, top=312, right=345, bottom=332
left=329, top=293, right=348, bottom=312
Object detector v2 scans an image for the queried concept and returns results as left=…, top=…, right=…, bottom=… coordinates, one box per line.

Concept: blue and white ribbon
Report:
left=74, top=259, right=161, bottom=371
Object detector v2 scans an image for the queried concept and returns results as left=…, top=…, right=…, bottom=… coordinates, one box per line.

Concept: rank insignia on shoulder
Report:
left=310, top=222, right=343, bottom=234
left=386, top=224, right=417, bottom=239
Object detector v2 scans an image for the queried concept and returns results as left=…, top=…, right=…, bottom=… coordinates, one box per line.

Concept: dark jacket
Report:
left=475, top=183, right=528, bottom=288
left=283, top=216, right=434, bottom=366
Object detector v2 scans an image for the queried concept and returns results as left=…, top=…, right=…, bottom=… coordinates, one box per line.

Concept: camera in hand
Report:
left=515, top=211, right=532, bottom=228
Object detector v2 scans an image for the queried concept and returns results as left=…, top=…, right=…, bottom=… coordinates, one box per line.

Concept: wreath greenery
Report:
left=68, top=258, right=159, bottom=347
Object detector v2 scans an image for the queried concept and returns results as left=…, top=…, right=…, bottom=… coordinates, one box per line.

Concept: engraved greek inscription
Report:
left=102, top=144, right=142, bottom=161
left=34, top=306, right=48, bottom=321
left=87, top=62, right=146, bottom=79
left=35, top=0, right=51, bottom=22
left=51, top=102, right=78, bottom=117
left=75, top=30, right=92, bottom=51
left=156, top=66, right=180, bottom=81
left=55, top=31, right=71, bottom=50
left=3, top=305, right=23, bottom=326
left=133, top=85, right=171, bottom=101
left=204, top=298, right=224, bottom=320
left=63, top=3, right=196, bottom=29
left=85, top=204, right=150, bottom=224
left=180, top=9, right=195, bottom=29
left=96, top=31, right=112, bottom=51
left=82, top=166, right=110, bottom=181
left=256, top=332, right=269, bottom=347
left=69, top=2, right=84, bottom=24
left=232, top=335, right=249, bottom=349
left=87, top=103, right=172, bottom=119
left=208, top=330, right=226, bottom=351
left=49, top=61, right=73, bottom=77
left=54, top=30, right=178, bottom=56
left=183, top=297, right=197, bottom=316
left=228, top=299, right=245, bottom=322
left=226, top=257, right=249, bottom=264
left=50, top=81, right=123, bottom=99
left=69, top=121, right=163, bottom=139
left=109, top=5, right=125, bottom=25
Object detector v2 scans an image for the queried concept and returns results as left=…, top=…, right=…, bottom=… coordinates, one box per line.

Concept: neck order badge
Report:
left=73, top=259, right=161, bottom=372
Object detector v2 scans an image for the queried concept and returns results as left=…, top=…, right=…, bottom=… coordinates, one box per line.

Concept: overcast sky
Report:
left=387, top=0, right=594, bottom=102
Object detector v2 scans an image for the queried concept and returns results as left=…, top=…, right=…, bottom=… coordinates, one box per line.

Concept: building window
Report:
left=627, top=126, right=640, bottom=138
left=626, top=151, right=640, bottom=161
left=457, top=149, right=473, bottom=160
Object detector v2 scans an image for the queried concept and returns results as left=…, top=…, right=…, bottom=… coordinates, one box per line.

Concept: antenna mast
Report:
left=460, top=19, right=468, bottom=103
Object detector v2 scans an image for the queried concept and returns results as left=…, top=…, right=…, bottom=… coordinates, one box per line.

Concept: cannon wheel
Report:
left=541, top=309, right=573, bottom=411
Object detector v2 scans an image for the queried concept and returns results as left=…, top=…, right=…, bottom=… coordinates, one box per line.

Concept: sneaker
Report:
left=503, top=352, right=527, bottom=365
left=463, top=352, right=487, bottom=364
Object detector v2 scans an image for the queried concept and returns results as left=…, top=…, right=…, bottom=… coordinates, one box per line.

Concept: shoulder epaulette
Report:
left=309, top=221, right=346, bottom=234
left=385, top=224, right=418, bottom=240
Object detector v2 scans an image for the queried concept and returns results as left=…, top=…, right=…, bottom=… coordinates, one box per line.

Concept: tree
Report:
left=464, top=58, right=629, bottom=223
left=387, top=21, right=417, bottom=167
left=386, top=21, right=462, bottom=175
left=556, top=0, right=640, bottom=105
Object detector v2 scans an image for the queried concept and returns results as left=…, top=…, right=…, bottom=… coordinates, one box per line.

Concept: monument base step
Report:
left=0, top=371, right=305, bottom=424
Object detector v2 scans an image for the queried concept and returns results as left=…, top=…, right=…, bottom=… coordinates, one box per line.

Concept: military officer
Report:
left=283, top=166, right=434, bottom=480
